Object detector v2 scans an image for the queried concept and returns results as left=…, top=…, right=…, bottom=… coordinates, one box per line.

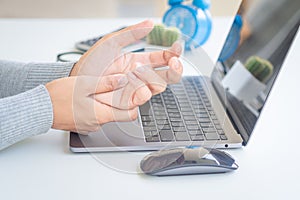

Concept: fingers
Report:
left=128, top=72, right=153, bottom=107
left=133, top=63, right=167, bottom=95
left=149, top=42, right=182, bottom=67
left=94, top=104, right=139, bottom=125
left=93, top=72, right=152, bottom=110
left=125, top=42, right=182, bottom=70
left=102, top=20, right=154, bottom=49
left=85, top=74, right=128, bottom=94
left=154, top=57, right=183, bottom=84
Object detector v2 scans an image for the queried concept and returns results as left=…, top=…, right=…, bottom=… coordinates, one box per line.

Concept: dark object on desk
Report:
left=140, top=147, right=238, bottom=176
left=75, top=26, right=127, bottom=52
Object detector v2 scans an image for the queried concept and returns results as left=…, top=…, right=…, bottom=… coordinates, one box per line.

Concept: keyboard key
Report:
left=207, top=106, right=213, bottom=111
left=193, top=104, right=205, bottom=108
left=205, top=132, right=219, bottom=140
left=151, top=100, right=162, bottom=104
left=154, top=111, right=167, bottom=116
left=179, top=103, right=191, bottom=108
left=210, top=115, right=218, bottom=120
left=143, top=127, right=157, bottom=131
left=171, top=122, right=185, bottom=127
left=200, top=123, right=213, bottom=128
left=155, top=115, right=168, bottom=120
left=182, top=112, right=194, bottom=116
left=151, top=131, right=159, bottom=136
left=185, top=121, right=198, bottom=125
left=173, top=127, right=186, bottom=132
left=168, top=113, right=181, bottom=118
left=156, top=120, right=168, bottom=125
left=189, top=130, right=203, bottom=135
left=190, top=97, right=201, bottom=101
left=157, top=124, right=171, bottom=130
left=152, top=106, right=165, bottom=111
left=203, top=128, right=216, bottom=132
left=183, top=116, right=196, bottom=120
left=166, top=101, right=176, bottom=105
left=170, top=118, right=182, bottom=122
left=220, top=135, right=228, bottom=140
left=166, top=104, right=177, bottom=109
left=198, top=118, right=211, bottom=122
left=159, top=130, right=175, bottom=142
left=141, top=115, right=153, bottom=122
left=196, top=113, right=209, bottom=118
left=145, top=136, right=160, bottom=142
left=167, top=109, right=180, bottom=113
left=139, top=101, right=151, bottom=115
left=191, top=101, right=200, bottom=105
left=142, top=121, right=155, bottom=126
left=191, top=134, right=205, bottom=141
left=174, top=132, right=190, bottom=141
left=186, top=125, right=200, bottom=130
left=215, top=125, right=223, bottom=130
left=194, top=109, right=207, bottom=114
left=144, top=131, right=151, bottom=137
left=180, top=108, right=192, bottom=112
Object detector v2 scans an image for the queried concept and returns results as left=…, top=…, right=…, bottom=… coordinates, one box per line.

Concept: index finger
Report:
left=103, top=20, right=154, bottom=48
left=126, top=42, right=183, bottom=70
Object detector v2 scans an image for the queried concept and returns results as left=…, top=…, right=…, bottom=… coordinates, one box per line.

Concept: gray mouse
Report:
left=140, top=147, right=238, bottom=176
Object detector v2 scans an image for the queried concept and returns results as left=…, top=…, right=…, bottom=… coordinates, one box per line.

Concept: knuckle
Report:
left=129, top=109, right=138, bottom=120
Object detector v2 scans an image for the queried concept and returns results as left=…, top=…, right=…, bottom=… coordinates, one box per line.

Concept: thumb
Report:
left=87, top=74, right=129, bottom=94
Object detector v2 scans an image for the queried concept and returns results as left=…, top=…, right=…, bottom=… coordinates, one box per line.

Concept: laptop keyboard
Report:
left=139, top=76, right=227, bottom=142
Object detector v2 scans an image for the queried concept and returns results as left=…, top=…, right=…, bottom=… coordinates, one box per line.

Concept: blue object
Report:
left=163, top=0, right=212, bottom=50
left=218, top=15, right=243, bottom=62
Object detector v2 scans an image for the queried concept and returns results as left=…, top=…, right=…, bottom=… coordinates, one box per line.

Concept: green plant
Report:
left=244, top=56, right=274, bottom=83
left=146, top=24, right=181, bottom=46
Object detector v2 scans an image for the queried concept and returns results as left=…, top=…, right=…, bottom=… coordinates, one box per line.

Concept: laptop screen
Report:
left=212, top=10, right=300, bottom=145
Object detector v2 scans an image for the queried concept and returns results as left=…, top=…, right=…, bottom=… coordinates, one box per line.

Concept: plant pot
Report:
left=221, top=60, right=266, bottom=103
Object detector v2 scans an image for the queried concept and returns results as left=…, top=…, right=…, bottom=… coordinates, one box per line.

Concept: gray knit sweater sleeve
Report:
left=0, top=60, right=74, bottom=150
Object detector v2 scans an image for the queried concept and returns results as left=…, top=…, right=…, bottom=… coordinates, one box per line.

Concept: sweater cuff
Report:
left=0, top=85, right=53, bottom=150
left=24, top=62, right=75, bottom=91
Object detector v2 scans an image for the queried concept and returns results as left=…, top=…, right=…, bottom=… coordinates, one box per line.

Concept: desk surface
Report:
left=0, top=18, right=299, bottom=200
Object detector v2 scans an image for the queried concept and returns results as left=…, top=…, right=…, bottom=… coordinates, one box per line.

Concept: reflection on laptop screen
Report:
left=212, top=10, right=300, bottom=145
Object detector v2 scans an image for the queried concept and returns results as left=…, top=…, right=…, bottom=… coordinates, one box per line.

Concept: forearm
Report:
left=0, top=85, right=53, bottom=151
left=0, top=60, right=74, bottom=98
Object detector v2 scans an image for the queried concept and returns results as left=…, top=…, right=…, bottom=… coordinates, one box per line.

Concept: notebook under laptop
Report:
left=69, top=15, right=299, bottom=152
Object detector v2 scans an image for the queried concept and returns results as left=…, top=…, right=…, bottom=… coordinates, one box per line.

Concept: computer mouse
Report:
left=140, top=147, right=238, bottom=176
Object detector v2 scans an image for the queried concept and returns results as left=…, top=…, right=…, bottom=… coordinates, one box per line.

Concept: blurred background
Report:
left=0, top=0, right=241, bottom=18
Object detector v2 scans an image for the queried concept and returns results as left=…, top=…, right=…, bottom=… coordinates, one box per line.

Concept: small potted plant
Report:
left=146, top=24, right=183, bottom=50
left=222, top=56, right=274, bottom=103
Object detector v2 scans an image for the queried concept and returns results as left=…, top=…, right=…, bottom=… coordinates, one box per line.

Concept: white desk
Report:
left=0, top=19, right=299, bottom=200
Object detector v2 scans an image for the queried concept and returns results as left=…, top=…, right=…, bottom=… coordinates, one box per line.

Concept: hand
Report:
left=94, top=63, right=170, bottom=110
left=70, top=20, right=183, bottom=87
left=45, top=75, right=139, bottom=134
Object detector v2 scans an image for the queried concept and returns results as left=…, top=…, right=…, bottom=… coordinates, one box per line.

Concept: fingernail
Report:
left=128, top=72, right=137, bottom=80
left=118, top=76, right=128, bottom=86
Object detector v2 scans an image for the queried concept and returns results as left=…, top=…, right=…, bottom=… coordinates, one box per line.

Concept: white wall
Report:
left=0, top=0, right=240, bottom=18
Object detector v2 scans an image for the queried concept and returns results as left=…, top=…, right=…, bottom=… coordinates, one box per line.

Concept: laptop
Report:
left=69, top=14, right=300, bottom=152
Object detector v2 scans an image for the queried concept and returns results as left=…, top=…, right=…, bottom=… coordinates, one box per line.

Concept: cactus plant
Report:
left=147, top=24, right=181, bottom=46
left=162, top=27, right=181, bottom=46
left=244, top=56, right=274, bottom=83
